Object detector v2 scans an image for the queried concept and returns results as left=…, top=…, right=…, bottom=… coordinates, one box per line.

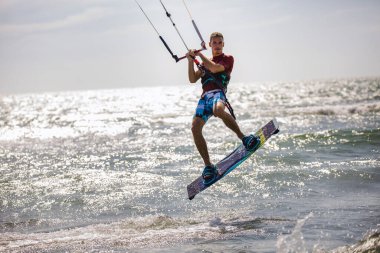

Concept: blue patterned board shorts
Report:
left=194, top=90, right=226, bottom=123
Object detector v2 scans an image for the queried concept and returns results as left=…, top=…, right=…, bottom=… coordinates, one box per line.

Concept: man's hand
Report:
left=186, top=49, right=199, bottom=61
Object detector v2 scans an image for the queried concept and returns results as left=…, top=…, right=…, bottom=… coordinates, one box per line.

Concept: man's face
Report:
left=209, top=36, right=224, bottom=55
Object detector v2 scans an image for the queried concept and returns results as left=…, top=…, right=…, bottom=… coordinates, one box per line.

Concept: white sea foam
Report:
left=277, top=213, right=313, bottom=253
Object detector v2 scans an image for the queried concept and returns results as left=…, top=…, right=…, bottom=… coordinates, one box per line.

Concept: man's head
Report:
left=209, top=32, right=224, bottom=56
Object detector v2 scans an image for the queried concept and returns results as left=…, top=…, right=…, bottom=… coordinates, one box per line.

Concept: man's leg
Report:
left=213, top=101, right=245, bottom=140
left=191, top=117, right=212, bottom=166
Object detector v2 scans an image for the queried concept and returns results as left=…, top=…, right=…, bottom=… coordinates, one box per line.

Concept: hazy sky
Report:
left=0, top=0, right=379, bottom=94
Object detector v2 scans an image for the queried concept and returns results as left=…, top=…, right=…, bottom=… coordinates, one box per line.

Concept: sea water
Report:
left=0, top=78, right=379, bottom=252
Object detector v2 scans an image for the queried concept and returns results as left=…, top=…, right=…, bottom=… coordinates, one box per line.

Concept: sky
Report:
left=0, top=0, right=379, bottom=94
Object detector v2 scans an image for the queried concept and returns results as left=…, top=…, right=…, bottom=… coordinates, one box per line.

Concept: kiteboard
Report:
left=187, top=118, right=280, bottom=200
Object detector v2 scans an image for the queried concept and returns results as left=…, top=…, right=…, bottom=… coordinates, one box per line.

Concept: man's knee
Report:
left=213, top=102, right=226, bottom=118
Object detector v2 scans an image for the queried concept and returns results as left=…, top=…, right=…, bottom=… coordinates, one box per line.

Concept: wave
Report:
left=1, top=214, right=378, bottom=252
left=0, top=214, right=292, bottom=252
left=330, top=229, right=380, bottom=253
left=277, top=214, right=380, bottom=253
left=283, top=101, right=380, bottom=116
left=271, top=128, right=380, bottom=155
left=1, top=78, right=379, bottom=142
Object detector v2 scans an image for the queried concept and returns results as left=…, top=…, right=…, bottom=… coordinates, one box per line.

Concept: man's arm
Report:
left=187, top=51, right=202, bottom=83
left=197, top=52, right=225, bottom=73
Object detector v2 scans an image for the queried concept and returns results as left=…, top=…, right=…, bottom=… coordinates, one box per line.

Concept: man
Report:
left=186, top=32, right=260, bottom=185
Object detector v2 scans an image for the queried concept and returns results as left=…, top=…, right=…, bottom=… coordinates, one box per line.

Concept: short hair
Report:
left=210, top=32, right=224, bottom=42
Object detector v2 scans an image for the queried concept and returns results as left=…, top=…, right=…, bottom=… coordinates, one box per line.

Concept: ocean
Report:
left=0, top=78, right=379, bottom=252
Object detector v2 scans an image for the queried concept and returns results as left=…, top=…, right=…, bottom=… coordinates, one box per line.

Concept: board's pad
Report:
left=187, top=118, right=279, bottom=200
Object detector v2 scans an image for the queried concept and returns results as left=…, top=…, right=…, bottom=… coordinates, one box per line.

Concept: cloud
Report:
left=0, top=7, right=113, bottom=35
left=250, top=15, right=293, bottom=29
left=0, top=0, right=112, bottom=10
left=223, top=15, right=293, bottom=32
left=0, top=0, right=23, bottom=10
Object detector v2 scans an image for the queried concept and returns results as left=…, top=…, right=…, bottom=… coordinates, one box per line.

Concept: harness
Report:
left=201, top=70, right=230, bottom=93
left=199, top=66, right=236, bottom=119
